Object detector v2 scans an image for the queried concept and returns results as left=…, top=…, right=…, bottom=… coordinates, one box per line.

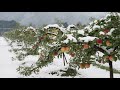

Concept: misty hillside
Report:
left=0, top=20, right=19, bottom=35
left=0, top=12, right=108, bottom=27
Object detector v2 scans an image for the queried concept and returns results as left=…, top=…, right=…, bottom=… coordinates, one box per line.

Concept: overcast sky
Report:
left=0, top=12, right=108, bottom=26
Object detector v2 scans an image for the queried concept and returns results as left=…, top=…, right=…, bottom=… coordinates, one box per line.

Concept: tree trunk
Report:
left=108, top=60, right=113, bottom=78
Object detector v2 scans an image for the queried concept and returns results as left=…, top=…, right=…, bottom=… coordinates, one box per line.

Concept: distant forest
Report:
left=0, top=20, right=19, bottom=36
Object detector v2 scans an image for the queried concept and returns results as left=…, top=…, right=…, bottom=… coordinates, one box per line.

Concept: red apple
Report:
left=83, top=44, right=89, bottom=49
left=103, top=29, right=109, bottom=34
left=109, top=56, right=114, bottom=61
left=80, top=63, right=85, bottom=69
left=96, top=39, right=102, bottom=44
left=53, top=52, right=58, bottom=56
left=85, top=63, right=91, bottom=68
left=32, top=45, right=36, bottom=49
left=40, top=37, right=44, bottom=40
left=70, top=53, right=75, bottom=57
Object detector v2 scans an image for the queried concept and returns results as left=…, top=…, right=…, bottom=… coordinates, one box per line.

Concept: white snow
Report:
left=84, top=26, right=93, bottom=33
left=78, top=36, right=97, bottom=42
left=94, top=20, right=98, bottom=24
left=44, top=24, right=66, bottom=33
left=99, top=31, right=105, bottom=35
left=96, top=51, right=104, bottom=57
left=21, top=55, right=39, bottom=67
left=78, top=29, right=85, bottom=35
left=101, top=60, right=120, bottom=70
left=76, top=65, right=120, bottom=78
left=44, top=24, right=60, bottom=29
left=101, top=46, right=114, bottom=54
left=67, top=24, right=76, bottom=31
left=107, top=28, right=115, bottom=35
left=26, top=26, right=36, bottom=31
left=0, top=37, right=20, bottom=78
left=59, top=27, right=66, bottom=33
left=92, top=25, right=100, bottom=30
left=62, top=34, right=77, bottom=43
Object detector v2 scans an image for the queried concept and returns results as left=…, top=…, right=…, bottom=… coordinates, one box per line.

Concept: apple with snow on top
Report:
left=106, top=40, right=112, bottom=46
left=103, top=29, right=109, bottom=34
left=83, top=44, right=89, bottom=49
left=109, top=56, right=114, bottom=61
left=96, top=39, right=102, bottom=44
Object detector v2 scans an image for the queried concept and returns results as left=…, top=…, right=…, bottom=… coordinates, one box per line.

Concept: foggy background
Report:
left=0, top=12, right=108, bottom=26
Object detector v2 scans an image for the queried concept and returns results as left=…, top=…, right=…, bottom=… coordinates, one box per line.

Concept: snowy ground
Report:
left=0, top=37, right=120, bottom=78
left=98, top=61, right=120, bottom=70
left=0, top=37, right=20, bottom=78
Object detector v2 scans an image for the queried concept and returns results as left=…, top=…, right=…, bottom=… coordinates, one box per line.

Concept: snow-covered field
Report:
left=0, top=37, right=120, bottom=78
left=0, top=37, right=20, bottom=78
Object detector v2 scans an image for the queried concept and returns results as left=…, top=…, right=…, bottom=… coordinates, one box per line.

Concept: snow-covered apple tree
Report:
left=4, top=12, right=120, bottom=78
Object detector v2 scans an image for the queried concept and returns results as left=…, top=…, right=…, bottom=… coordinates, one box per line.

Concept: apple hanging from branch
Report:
left=106, top=40, right=112, bottom=46
left=53, top=52, right=58, bottom=56
left=83, top=43, right=89, bottom=49
left=85, top=63, right=91, bottom=68
left=70, top=52, right=75, bottom=57
left=103, top=29, right=109, bottom=34
left=60, top=46, right=70, bottom=52
left=96, top=39, right=103, bottom=45
left=80, top=63, right=85, bottom=69
left=109, top=56, right=114, bottom=61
